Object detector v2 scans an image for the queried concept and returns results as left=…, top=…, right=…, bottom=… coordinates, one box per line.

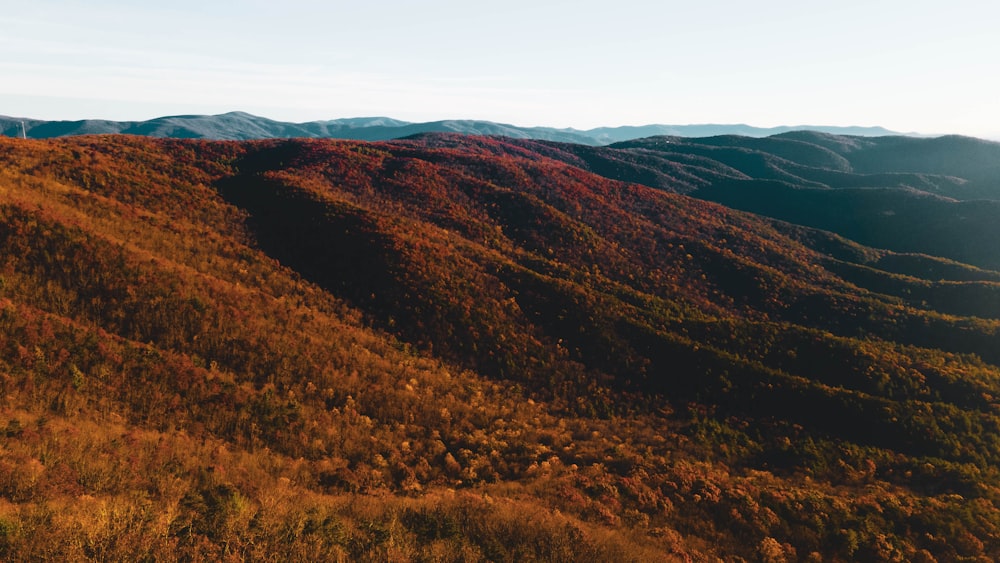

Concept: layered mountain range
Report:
left=0, top=129, right=998, bottom=560
left=0, top=111, right=900, bottom=144
left=501, top=131, right=1000, bottom=269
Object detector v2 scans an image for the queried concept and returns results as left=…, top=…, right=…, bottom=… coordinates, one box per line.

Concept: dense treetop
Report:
left=0, top=133, right=998, bottom=560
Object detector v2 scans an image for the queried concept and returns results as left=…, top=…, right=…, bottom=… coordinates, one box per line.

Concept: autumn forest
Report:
left=1, top=131, right=1000, bottom=561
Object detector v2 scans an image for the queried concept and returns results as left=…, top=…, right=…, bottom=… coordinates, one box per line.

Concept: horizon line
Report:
left=7, top=110, right=999, bottom=141
left=1, top=110, right=920, bottom=134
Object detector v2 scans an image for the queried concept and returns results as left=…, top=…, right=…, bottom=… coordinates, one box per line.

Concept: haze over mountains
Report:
left=0, top=111, right=903, bottom=144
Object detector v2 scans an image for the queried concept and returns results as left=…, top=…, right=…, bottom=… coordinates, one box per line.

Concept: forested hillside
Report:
left=0, top=133, right=999, bottom=561
left=506, top=132, right=1000, bottom=270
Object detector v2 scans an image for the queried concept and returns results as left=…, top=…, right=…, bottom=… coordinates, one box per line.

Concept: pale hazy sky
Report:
left=1, top=0, right=998, bottom=136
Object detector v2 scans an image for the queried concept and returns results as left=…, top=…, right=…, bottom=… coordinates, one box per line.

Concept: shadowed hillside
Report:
left=496, top=133, right=1000, bottom=270
left=0, top=134, right=999, bottom=560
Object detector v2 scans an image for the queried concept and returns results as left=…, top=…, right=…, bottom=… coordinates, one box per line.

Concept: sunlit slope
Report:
left=0, top=135, right=998, bottom=560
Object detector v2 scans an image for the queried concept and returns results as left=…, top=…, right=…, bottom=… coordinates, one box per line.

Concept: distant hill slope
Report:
left=2, top=134, right=1000, bottom=559
left=496, top=132, right=1000, bottom=269
left=0, top=111, right=900, bottom=144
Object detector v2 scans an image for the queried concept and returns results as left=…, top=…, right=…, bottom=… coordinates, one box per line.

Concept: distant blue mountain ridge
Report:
left=0, top=111, right=906, bottom=145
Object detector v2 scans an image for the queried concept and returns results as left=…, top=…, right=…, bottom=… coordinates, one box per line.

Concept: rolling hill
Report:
left=0, top=111, right=900, bottom=144
left=0, top=133, right=999, bottom=560
left=499, top=132, right=1000, bottom=270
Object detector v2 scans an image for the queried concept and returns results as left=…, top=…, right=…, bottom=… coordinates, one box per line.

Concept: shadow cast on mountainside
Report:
left=213, top=151, right=402, bottom=314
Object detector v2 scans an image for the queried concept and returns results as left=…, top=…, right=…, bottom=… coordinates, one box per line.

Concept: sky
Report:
left=1, top=0, right=998, bottom=137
